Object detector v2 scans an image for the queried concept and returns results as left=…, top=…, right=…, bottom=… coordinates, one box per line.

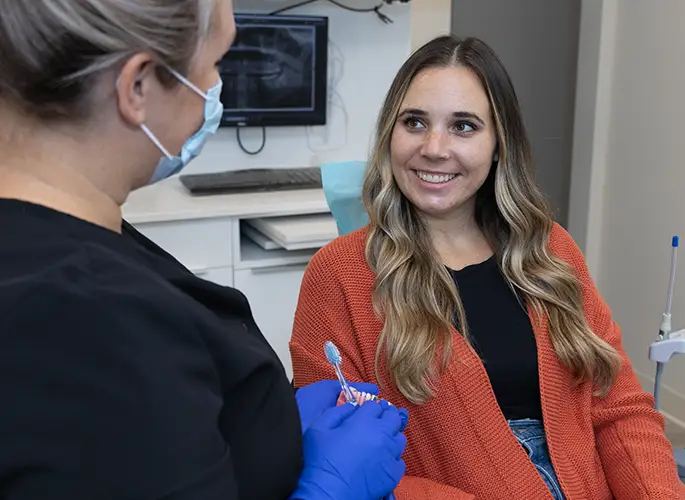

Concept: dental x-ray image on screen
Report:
left=222, top=26, right=314, bottom=110
left=218, top=14, right=328, bottom=128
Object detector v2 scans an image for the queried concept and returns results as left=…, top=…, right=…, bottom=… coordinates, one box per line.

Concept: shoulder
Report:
left=304, top=226, right=372, bottom=282
left=311, top=225, right=369, bottom=267
left=546, top=222, right=612, bottom=325
left=297, top=226, right=376, bottom=317
left=548, top=222, right=592, bottom=280
left=0, top=248, right=206, bottom=373
left=549, top=222, right=583, bottom=258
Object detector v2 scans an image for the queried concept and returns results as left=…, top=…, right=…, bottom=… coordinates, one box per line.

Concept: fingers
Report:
left=313, top=402, right=357, bottom=429
left=387, top=432, right=408, bottom=460
left=319, top=380, right=349, bottom=405
left=377, top=400, right=409, bottom=432
left=378, top=399, right=393, bottom=411
left=398, top=408, right=409, bottom=432
left=352, top=399, right=384, bottom=419
left=387, top=457, right=407, bottom=483
left=376, top=405, right=403, bottom=436
left=349, top=382, right=379, bottom=395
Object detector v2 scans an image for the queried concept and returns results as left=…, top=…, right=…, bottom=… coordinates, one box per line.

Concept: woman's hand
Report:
left=291, top=401, right=408, bottom=500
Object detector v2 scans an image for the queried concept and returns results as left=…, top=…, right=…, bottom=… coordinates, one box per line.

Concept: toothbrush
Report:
left=323, top=340, right=397, bottom=500
left=323, top=340, right=357, bottom=405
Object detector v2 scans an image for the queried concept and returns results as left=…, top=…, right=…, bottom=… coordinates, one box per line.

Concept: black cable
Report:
left=323, top=0, right=381, bottom=13
left=236, top=126, right=266, bottom=155
left=270, top=0, right=317, bottom=14
left=270, top=0, right=393, bottom=23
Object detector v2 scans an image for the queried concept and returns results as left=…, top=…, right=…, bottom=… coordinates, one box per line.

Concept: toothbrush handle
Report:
left=333, top=363, right=356, bottom=404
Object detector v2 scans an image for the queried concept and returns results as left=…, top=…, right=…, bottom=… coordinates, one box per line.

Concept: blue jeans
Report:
left=508, top=419, right=565, bottom=500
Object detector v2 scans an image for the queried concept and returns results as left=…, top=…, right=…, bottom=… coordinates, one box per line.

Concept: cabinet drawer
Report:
left=233, top=264, right=308, bottom=379
left=133, top=218, right=233, bottom=270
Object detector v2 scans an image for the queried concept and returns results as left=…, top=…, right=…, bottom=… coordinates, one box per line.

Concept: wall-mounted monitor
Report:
left=218, top=13, right=329, bottom=128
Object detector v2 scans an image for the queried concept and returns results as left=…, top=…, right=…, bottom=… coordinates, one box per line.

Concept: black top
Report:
left=450, top=256, right=543, bottom=421
left=0, top=199, right=302, bottom=500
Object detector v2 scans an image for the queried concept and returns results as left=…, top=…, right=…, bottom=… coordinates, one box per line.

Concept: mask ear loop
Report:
left=141, top=124, right=173, bottom=159
left=165, top=66, right=209, bottom=100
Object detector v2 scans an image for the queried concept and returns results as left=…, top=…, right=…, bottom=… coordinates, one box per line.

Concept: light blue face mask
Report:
left=141, top=68, right=224, bottom=184
left=321, top=160, right=370, bottom=236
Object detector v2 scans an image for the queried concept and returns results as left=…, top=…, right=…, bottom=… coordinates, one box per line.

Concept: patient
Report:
left=290, top=35, right=684, bottom=499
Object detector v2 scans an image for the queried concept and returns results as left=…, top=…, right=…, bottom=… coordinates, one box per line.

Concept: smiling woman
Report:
left=291, top=35, right=685, bottom=499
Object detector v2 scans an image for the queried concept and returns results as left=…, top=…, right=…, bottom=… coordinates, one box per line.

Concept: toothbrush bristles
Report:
left=324, top=340, right=342, bottom=365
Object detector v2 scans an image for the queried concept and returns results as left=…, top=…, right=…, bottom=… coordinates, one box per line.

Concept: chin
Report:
left=409, top=193, right=477, bottom=220
left=412, top=202, right=459, bottom=218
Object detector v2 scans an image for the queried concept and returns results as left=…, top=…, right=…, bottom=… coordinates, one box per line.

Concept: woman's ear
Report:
left=114, top=53, right=156, bottom=128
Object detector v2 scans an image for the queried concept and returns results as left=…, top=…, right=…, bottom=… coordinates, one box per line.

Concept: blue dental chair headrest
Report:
left=320, top=160, right=369, bottom=236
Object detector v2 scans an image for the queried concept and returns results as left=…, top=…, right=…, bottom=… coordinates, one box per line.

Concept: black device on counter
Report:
left=179, top=167, right=322, bottom=195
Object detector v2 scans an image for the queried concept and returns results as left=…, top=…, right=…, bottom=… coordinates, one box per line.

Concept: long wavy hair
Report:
left=363, top=35, right=621, bottom=405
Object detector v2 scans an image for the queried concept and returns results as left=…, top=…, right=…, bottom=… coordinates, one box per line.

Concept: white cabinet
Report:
left=233, top=264, right=308, bottom=380
left=134, top=217, right=233, bottom=271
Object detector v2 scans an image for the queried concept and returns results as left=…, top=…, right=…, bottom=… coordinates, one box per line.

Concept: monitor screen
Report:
left=219, top=14, right=329, bottom=128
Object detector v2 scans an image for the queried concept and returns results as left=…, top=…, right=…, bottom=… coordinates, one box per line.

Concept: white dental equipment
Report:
left=648, top=236, right=685, bottom=479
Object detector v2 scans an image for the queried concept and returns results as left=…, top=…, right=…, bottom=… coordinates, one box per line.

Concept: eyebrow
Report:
left=398, top=108, right=486, bottom=126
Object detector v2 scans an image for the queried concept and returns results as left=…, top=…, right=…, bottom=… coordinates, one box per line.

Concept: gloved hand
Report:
left=290, top=401, right=407, bottom=500
left=296, top=380, right=379, bottom=434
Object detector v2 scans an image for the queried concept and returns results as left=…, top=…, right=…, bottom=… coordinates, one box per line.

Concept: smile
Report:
left=413, top=170, right=458, bottom=184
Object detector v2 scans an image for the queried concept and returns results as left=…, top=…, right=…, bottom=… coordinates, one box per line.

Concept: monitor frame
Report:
left=219, top=13, right=329, bottom=128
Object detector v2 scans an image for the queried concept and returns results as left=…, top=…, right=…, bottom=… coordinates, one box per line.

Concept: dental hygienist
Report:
left=0, top=1, right=407, bottom=499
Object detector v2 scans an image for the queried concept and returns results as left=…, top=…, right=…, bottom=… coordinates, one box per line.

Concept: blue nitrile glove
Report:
left=290, top=401, right=407, bottom=500
left=296, top=380, right=379, bottom=434
left=379, top=399, right=409, bottom=434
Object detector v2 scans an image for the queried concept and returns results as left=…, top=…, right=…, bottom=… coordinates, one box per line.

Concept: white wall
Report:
left=570, top=0, right=685, bottom=421
left=182, top=1, right=412, bottom=175
left=411, top=0, right=452, bottom=50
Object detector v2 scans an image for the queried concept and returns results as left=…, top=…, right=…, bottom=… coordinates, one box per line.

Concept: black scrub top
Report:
left=0, top=199, right=302, bottom=499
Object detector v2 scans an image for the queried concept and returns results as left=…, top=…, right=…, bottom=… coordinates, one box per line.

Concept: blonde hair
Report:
left=0, top=0, right=217, bottom=121
left=363, top=35, right=621, bottom=405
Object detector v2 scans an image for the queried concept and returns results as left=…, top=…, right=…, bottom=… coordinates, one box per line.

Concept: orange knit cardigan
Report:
left=290, top=224, right=684, bottom=499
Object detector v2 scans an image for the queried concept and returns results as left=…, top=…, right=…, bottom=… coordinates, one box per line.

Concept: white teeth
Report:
left=415, top=171, right=457, bottom=184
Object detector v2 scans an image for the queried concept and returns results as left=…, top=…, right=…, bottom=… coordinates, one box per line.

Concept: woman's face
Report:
left=390, top=66, right=498, bottom=221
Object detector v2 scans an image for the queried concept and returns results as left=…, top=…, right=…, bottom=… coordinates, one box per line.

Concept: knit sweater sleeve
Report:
left=290, top=243, right=476, bottom=500
left=553, top=225, right=684, bottom=499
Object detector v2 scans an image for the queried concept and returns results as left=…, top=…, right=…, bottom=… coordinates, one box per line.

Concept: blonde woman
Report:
left=291, top=35, right=684, bottom=499
left=0, top=1, right=407, bottom=498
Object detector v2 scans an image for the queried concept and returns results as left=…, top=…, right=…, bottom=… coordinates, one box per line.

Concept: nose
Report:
left=420, top=129, right=450, bottom=161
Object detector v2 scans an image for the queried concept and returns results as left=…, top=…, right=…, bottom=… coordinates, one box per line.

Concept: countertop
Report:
left=122, top=178, right=331, bottom=224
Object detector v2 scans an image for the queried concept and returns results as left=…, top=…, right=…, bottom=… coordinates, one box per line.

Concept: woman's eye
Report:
left=403, top=116, right=426, bottom=130
left=454, top=121, right=476, bottom=133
